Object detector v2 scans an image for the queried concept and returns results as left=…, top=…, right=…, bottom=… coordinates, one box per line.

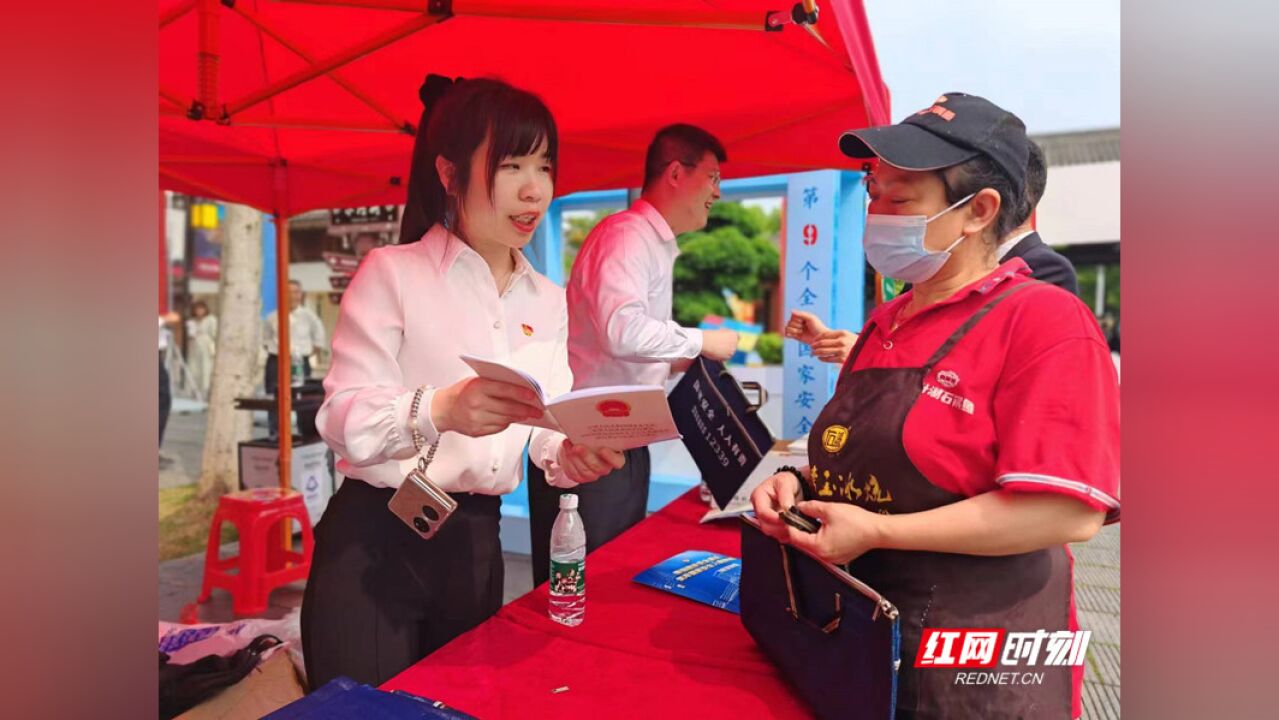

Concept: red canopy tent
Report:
left=158, top=0, right=890, bottom=487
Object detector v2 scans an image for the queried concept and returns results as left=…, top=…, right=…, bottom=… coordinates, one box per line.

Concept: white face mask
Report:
left=862, top=193, right=975, bottom=283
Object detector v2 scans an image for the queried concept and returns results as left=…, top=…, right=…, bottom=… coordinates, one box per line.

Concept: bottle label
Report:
left=549, top=559, right=585, bottom=596
left=291, top=355, right=305, bottom=386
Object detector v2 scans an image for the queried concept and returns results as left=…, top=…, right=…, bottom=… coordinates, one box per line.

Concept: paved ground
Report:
left=160, top=408, right=1120, bottom=717
left=159, top=400, right=210, bottom=488
left=1074, top=523, right=1122, bottom=720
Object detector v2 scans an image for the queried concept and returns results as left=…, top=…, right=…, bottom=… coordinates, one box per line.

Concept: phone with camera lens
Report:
left=388, top=464, right=458, bottom=540
left=780, top=505, right=821, bottom=534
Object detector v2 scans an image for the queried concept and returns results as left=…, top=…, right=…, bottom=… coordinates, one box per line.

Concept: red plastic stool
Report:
left=197, top=487, right=314, bottom=616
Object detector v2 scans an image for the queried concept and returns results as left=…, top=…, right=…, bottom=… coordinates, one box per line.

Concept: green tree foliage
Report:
left=756, top=332, right=783, bottom=365
left=562, top=209, right=615, bottom=278
left=1076, top=262, right=1121, bottom=316
left=556, top=202, right=783, bottom=329
left=1075, top=262, right=1121, bottom=346
left=672, top=202, right=781, bottom=326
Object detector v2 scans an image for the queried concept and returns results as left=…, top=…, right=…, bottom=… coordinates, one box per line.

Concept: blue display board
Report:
left=782, top=170, right=866, bottom=440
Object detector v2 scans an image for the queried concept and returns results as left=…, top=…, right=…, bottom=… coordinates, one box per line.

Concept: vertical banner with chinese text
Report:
left=782, top=170, right=866, bottom=440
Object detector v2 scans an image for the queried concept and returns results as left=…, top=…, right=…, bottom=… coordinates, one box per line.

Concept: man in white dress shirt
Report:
left=528, top=124, right=741, bottom=585
left=262, top=279, right=327, bottom=437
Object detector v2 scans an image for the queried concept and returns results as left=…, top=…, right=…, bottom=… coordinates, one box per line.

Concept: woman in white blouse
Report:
left=184, top=300, right=216, bottom=398
left=302, top=77, right=625, bottom=688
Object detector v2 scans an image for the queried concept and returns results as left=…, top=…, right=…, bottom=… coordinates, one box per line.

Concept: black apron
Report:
left=806, top=282, right=1073, bottom=719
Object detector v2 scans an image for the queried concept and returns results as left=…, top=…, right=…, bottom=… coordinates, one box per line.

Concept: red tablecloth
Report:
left=382, top=490, right=810, bottom=719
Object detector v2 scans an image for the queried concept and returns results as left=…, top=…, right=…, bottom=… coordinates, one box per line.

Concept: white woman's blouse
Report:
left=317, top=224, right=573, bottom=493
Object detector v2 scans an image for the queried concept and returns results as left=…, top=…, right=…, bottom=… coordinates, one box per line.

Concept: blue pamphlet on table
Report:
left=632, top=550, right=741, bottom=614
left=264, top=676, right=476, bottom=719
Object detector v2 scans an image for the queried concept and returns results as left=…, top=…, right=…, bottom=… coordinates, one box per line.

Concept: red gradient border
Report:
left=0, top=1, right=159, bottom=717
left=6, top=1, right=1273, bottom=717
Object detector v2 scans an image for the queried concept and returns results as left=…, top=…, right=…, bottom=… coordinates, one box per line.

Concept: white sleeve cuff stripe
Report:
left=996, top=473, right=1119, bottom=509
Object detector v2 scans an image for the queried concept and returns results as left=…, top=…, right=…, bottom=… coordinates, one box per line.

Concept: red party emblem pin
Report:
left=521, top=323, right=534, bottom=336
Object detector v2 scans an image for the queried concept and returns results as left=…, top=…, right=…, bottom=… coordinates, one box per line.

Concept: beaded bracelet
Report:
left=776, top=465, right=807, bottom=486
left=409, top=385, right=432, bottom=453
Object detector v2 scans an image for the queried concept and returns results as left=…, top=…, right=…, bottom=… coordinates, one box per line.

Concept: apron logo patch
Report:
left=521, top=323, right=534, bottom=336
left=810, top=465, right=894, bottom=505
left=937, top=369, right=960, bottom=388
left=821, top=425, right=849, bottom=453
left=922, top=383, right=975, bottom=415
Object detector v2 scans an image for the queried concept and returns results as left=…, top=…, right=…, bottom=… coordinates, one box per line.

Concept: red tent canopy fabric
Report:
left=159, top=0, right=890, bottom=216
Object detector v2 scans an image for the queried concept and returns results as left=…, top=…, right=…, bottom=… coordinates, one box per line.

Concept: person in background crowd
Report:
left=1108, top=317, right=1121, bottom=380
left=996, top=139, right=1079, bottom=294
left=185, top=300, right=217, bottom=399
left=262, top=279, right=326, bottom=437
left=303, top=76, right=623, bottom=688
left=526, top=124, right=741, bottom=586
left=159, top=312, right=181, bottom=463
left=753, top=93, right=1119, bottom=719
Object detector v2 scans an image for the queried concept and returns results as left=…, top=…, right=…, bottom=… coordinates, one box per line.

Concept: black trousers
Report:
left=527, top=447, right=650, bottom=587
left=159, top=353, right=171, bottom=447
left=300, top=478, right=504, bottom=689
left=264, top=353, right=310, bottom=438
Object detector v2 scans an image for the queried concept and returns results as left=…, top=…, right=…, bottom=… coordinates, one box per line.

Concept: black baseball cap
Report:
left=839, top=93, right=1029, bottom=193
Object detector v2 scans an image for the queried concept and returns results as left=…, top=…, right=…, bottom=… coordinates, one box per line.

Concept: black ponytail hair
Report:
left=399, top=75, right=558, bottom=243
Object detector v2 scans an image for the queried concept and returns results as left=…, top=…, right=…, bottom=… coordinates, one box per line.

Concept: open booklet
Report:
left=459, top=355, right=681, bottom=452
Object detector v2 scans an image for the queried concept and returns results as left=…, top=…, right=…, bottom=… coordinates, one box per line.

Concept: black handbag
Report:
left=158, top=634, right=283, bottom=719
left=739, top=516, right=901, bottom=720
left=668, top=357, right=774, bottom=509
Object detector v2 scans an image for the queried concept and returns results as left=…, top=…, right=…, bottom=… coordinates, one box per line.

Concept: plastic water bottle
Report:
left=290, top=353, right=305, bottom=387
left=548, top=493, right=586, bottom=626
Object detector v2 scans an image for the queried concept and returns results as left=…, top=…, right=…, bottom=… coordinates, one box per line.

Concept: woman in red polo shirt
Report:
left=751, top=93, right=1119, bottom=719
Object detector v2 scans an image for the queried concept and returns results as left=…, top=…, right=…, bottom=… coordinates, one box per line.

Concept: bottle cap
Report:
left=559, top=493, right=579, bottom=510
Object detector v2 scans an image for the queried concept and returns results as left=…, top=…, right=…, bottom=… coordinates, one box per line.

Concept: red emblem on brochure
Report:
left=596, top=400, right=631, bottom=418
left=521, top=323, right=534, bottom=336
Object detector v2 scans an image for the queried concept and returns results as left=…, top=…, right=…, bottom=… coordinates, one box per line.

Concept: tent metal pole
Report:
left=232, top=2, right=413, bottom=132
left=196, top=0, right=221, bottom=119
left=275, top=215, right=293, bottom=494
left=160, top=87, right=187, bottom=110
left=322, top=185, right=399, bottom=211
left=226, top=13, right=442, bottom=117
left=280, top=0, right=788, bottom=31
left=160, top=0, right=196, bottom=29
left=275, top=213, right=296, bottom=552
left=450, top=0, right=784, bottom=30
left=277, top=0, right=426, bottom=10
left=159, top=191, right=169, bottom=315
left=275, top=213, right=295, bottom=567
left=162, top=156, right=388, bottom=184
left=162, top=156, right=275, bottom=165
left=230, top=116, right=413, bottom=133
left=728, top=97, right=852, bottom=146
left=159, top=167, right=260, bottom=209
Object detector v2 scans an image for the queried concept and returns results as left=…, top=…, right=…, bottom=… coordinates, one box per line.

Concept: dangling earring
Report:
left=442, top=196, right=457, bottom=233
